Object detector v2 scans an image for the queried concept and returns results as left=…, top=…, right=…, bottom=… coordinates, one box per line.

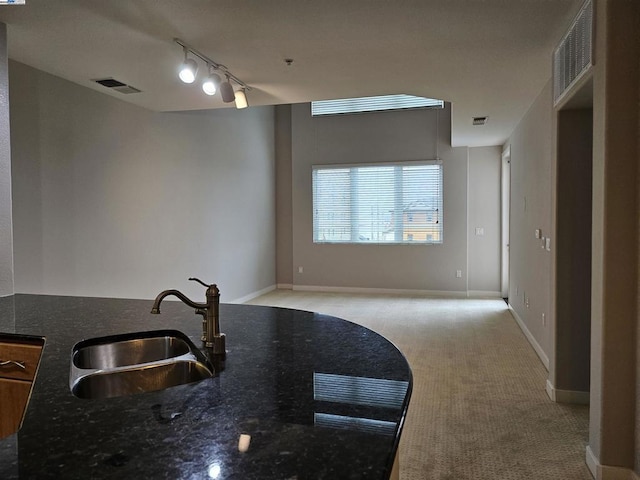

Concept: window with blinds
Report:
left=312, top=161, right=443, bottom=244
left=311, top=94, right=444, bottom=116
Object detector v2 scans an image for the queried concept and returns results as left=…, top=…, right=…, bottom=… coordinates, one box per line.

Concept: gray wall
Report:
left=0, top=24, right=13, bottom=297
left=283, top=102, right=501, bottom=295
left=468, top=146, right=502, bottom=293
left=505, top=81, right=555, bottom=362
left=588, top=0, right=639, bottom=469
left=275, top=105, right=293, bottom=287
left=10, top=61, right=276, bottom=303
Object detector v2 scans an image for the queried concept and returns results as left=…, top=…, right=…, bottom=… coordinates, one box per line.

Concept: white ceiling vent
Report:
left=553, top=0, right=593, bottom=105
left=472, top=116, right=488, bottom=126
left=93, top=78, right=141, bottom=94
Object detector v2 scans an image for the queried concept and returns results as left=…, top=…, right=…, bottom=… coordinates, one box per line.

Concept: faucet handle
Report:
left=188, top=277, right=210, bottom=288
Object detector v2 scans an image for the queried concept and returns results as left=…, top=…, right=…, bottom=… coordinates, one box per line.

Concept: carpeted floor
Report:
left=246, top=290, right=593, bottom=480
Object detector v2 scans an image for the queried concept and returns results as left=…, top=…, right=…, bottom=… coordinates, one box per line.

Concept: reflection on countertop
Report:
left=0, top=294, right=412, bottom=479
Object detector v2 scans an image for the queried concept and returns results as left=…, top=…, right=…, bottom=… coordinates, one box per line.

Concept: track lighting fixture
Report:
left=174, top=38, right=251, bottom=107
left=202, top=66, right=221, bottom=96
left=235, top=88, right=248, bottom=109
left=178, top=47, right=198, bottom=84
left=220, top=76, right=235, bottom=103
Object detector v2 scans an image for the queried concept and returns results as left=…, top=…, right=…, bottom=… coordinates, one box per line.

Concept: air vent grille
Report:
left=472, top=116, right=488, bottom=126
left=553, top=0, right=593, bottom=105
left=93, top=78, right=142, bottom=94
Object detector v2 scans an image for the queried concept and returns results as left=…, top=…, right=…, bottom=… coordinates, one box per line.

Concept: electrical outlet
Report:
left=456, top=270, right=462, bottom=278
left=297, top=266, right=303, bottom=274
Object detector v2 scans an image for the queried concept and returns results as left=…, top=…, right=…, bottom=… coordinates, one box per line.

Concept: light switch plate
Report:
left=545, top=238, right=551, bottom=251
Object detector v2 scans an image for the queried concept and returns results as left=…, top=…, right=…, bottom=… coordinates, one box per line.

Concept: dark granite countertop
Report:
left=0, top=294, right=412, bottom=479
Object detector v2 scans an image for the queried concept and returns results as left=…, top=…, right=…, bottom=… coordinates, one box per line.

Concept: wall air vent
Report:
left=93, top=78, right=141, bottom=94
left=472, top=116, right=488, bottom=126
left=553, top=0, right=593, bottom=105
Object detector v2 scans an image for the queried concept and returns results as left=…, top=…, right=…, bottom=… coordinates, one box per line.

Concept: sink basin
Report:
left=72, top=330, right=193, bottom=369
left=70, top=330, right=213, bottom=400
left=71, top=358, right=213, bottom=399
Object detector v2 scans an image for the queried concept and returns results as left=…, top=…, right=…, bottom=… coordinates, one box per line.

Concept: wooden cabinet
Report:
left=0, top=336, right=44, bottom=439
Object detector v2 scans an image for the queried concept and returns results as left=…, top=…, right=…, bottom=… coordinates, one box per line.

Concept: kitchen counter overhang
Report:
left=0, top=294, right=412, bottom=479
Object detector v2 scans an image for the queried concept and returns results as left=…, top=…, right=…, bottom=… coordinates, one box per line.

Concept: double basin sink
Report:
left=69, top=330, right=214, bottom=400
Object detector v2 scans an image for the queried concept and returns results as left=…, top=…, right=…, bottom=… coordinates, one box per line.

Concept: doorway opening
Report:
left=554, top=78, right=593, bottom=401
left=501, top=146, right=511, bottom=302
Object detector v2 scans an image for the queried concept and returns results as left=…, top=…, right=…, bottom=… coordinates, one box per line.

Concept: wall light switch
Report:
left=545, top=238, right=551, bottom=251
left=535, top=229, right=541, bottom=239
left=297, top=266, right=303, bottom=274
left=475, top=227, right=484, bottom=236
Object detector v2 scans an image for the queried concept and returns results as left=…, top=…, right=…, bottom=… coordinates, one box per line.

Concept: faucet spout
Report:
left=150, top=289, right=206, bottom=314
left=150, top=281, right=225, bottom=356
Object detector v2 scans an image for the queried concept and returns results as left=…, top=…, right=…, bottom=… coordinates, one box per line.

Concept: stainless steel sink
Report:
left=72, top=330, right=193, bottom=369
left=70, top=330, right=213, bottom=400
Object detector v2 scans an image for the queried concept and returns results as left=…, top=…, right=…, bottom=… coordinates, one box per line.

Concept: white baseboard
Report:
left=467, top=290, right=502, bottom=298
left=508, top=306, right=550, bottom=370
left=230, top=284, right=277, bottom=304
left=276, top=283, right=293, bottom=290
left=291, top=284, right=468, bottom=298
left=586, top=446, right=639, bottom=480
left=546, top=380, right=590, bottom=404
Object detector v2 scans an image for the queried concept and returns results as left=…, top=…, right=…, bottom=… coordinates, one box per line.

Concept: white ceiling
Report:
left=0, top=0, right=581, bottom=147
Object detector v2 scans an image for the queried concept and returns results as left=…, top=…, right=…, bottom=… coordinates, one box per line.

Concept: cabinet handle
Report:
left=0, top=360, right=26, bottom=369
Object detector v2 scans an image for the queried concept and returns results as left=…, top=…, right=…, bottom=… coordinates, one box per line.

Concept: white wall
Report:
left=0, top=24, right=13, bottom=297
left=10, top=61, right=276, bottom=303
left=285, top=102, right=501, bottom=295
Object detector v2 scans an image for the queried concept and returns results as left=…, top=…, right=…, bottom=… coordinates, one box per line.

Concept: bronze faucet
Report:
left=150, top=278, right=225, bottom=355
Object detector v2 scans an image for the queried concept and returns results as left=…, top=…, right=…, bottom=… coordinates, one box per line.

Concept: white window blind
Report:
left=312, top=161, right=443, bottom=244
left=311, top=95, right=444, bottom=116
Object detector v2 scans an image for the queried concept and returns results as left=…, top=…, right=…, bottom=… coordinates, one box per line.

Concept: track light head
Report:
left=179, top=57, right=198, bottom=84
left=235, top=88, right=248, bottom=109
left=174, top=40, right=250, bottom=106
left=220, top=77, right=236, bottom=103
left=202, top=70, right=222, bottom=96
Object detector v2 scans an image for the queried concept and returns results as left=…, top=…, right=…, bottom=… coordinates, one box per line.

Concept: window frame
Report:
left=312, top=160, right=443, bottom=246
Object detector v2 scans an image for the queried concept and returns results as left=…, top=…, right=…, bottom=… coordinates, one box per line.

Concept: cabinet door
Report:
left=0, top=378, right=31, bottom=439
left=0, top=342, right=43, bottom=381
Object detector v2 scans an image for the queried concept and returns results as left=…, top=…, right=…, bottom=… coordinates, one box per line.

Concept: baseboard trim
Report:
left=586, top=446, right=639, bottom=480
left=291, top=284, right=468, bottom=298
left=467, top=290, right=502, bottom=298
left=508, top=306, right=550, bottom=370
left=546, top=380, right=590, bottom=404
left=230, top=284, right=277, bottom=304
left=276, top=283, right=293, bottom=290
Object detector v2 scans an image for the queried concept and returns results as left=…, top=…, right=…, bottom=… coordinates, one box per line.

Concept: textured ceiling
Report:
left=0, top=0, right=581, bottom=147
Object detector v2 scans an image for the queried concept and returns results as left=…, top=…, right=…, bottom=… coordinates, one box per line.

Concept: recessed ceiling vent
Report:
left=472, top=116, right=488, bottom=126
left=93, top=78, right=141, bottom=94
left=553, top=0, right=593, bottom=105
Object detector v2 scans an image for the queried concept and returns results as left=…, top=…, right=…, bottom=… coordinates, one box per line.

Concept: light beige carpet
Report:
left=246, top=290, right=593, bottom=480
